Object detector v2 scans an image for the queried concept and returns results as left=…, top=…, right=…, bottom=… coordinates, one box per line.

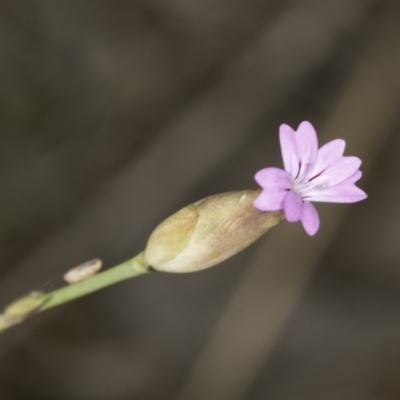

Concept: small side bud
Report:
left=63, top=258, right=102, bottom=284
left=2, top=291, right=48, bottom=326
left=144, top=189, right=284, bottom=273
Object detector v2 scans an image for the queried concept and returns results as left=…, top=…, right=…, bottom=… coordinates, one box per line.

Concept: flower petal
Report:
left=340, top=170, right=362, bottom=185
left=254, top=188, right=287, bottom=211
left=309, top=139, right=345, bottom=178
left=254, top=168, right=291, bottom=211
left=254, top=167, right=291, bottom=189
left=311, top=156, right=361, bottom=188
left=305, top=183, right=367, bottom=203
left=301, top=202, right=320, bottom=236
left=283, top=190, right=303, bottom=222
left=294, top=121, right=318, bottom=179
left=279, top=124, right=299, bottom=178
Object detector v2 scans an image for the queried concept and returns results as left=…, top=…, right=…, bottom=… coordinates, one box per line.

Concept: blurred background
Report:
left=0, top=0, right=400, bottom=399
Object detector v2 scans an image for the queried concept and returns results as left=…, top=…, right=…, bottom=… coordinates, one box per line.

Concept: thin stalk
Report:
left=0, top=252, right=150, bottom=334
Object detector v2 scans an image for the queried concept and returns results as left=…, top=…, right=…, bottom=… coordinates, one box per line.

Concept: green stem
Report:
left=0, top=252, right=150, bottom=334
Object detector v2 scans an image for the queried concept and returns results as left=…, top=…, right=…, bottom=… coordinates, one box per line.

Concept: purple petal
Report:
left=311, top=156, right=362, bottom=188
left=294, top=121, right=318, bottom=179
left=283, top=190, right=303, bottom=222
left=340, top=170, right=362, bottom=185
left=306, top=183, right=367, bottom=203
left=301, top=202, right=320, bottom=236
left=254, top=188, right=287, bottom=211
left=254, top=167, right=291, bottom=189
left=279, top=124, right=299, bottom=177
left=309, top=139, right=345, bottom=178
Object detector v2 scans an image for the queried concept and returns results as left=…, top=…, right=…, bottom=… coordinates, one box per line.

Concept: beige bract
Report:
left=144, top=189, right=284, bottom=273
left=63, top=258, right=103, bottom=284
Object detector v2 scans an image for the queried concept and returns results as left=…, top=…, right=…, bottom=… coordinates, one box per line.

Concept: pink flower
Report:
left=253, top=121, right=367, bottom=236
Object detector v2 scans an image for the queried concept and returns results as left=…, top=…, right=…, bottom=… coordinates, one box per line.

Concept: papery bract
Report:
left=254, top=121, right=367, bottom=236
left=145, top=190, right=283, bottom=272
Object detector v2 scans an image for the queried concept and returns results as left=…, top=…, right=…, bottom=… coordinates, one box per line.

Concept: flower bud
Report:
left=144, top=189, right=284, bottom=273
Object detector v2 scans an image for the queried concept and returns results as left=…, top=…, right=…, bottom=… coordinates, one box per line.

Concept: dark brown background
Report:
left=1, top=1, right=400, bottom=399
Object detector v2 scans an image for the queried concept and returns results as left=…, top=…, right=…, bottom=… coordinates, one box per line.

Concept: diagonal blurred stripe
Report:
left=175, top=5, right=400, bottom=400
